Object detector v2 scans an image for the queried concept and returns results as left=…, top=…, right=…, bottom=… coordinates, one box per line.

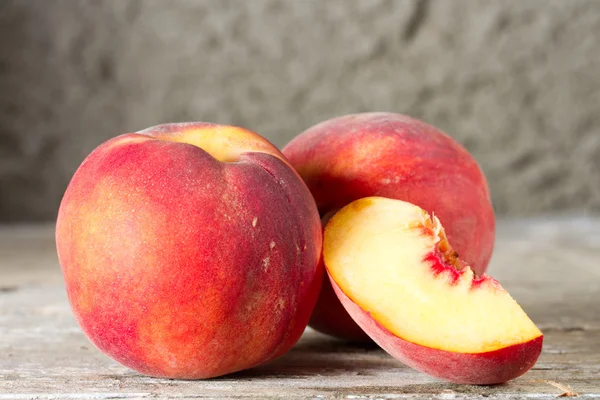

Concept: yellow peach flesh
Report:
left=324, top=197, right=542, bottom=354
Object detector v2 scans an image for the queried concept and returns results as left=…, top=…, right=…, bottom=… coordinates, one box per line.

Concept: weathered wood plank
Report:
left=1, top=218, right=599, bottom=399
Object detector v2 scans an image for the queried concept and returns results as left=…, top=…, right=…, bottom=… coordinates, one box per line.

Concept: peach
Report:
left=283, top=112, right=495, bottom=341
left=324, top=197, right=543, bottom=384
left=56, top=122, right=323, bottom=379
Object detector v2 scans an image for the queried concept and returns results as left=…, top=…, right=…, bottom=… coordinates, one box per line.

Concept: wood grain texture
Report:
left=1, top=218, right=599, bottom=399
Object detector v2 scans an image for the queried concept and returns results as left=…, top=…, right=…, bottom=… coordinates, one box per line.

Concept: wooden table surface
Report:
left=1, top=218, right=599, bottom=399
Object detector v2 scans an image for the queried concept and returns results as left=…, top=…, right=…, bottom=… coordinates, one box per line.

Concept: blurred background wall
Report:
left=0, top=0, right=599, bottom=222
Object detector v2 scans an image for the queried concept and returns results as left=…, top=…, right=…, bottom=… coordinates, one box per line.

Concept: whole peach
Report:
left=283, top=113, right=495, bottom=341
left=56, top=123, right=323, bottom=378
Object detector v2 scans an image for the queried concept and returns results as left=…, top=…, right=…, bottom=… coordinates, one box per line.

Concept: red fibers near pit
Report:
left=424, top=252, right=496, bottom=289
left=424, top=252, right=462, bottom=285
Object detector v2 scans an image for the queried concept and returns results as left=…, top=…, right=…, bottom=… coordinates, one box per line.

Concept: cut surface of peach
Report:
left=324, top=197, right=542, bottom=355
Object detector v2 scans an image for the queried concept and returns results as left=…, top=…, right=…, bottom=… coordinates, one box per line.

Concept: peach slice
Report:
left=324, top=197, right=543, bottom=384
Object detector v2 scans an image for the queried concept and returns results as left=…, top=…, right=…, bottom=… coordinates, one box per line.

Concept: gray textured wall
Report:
left=1, top=0, right=599, bottom=222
